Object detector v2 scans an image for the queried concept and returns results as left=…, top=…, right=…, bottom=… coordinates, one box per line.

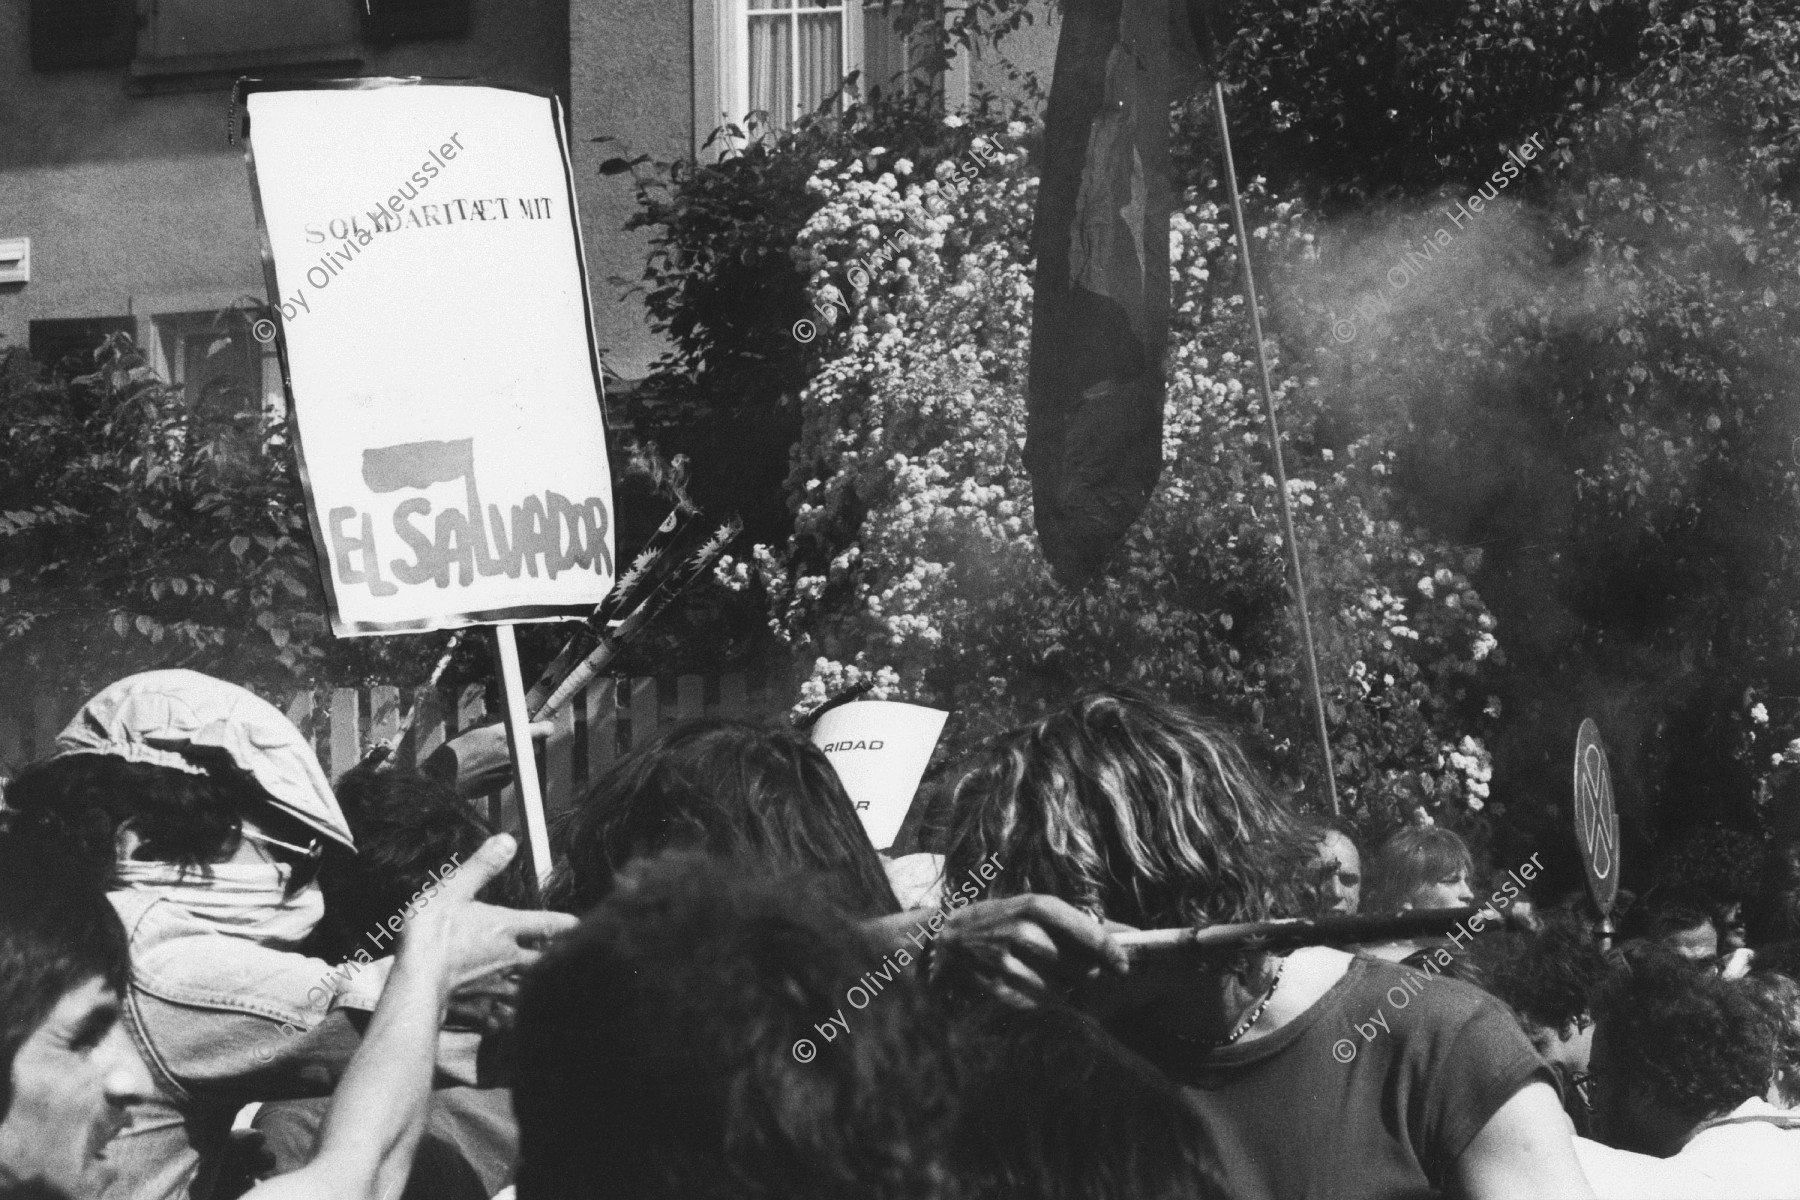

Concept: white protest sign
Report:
left=810, top=701, right=948, bottom=851
left=245, top=82, right=614, bottom=636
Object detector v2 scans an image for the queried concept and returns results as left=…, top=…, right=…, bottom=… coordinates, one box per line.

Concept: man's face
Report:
left=1664, top=921, right=1719, bottom=969
left=1529, top=1014, right=1594, bottom=1079
left=1317, top=832, right=1362, bottom=915
left=0, top=978, right=151, bottom=1199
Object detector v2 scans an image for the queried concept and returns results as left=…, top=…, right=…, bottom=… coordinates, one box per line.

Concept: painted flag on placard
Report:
left=1026, top=0, right=1172, bottom=584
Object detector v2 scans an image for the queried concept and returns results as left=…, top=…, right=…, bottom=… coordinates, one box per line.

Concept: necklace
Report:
left=1166, top=955, right=1287, bottom=1047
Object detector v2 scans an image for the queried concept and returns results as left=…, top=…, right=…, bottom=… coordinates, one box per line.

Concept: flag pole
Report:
left=1211, top=80, right=1341, bottom=816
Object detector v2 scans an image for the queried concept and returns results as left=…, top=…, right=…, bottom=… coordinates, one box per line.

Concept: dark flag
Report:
left=1026, top=0, right=1172, bottom=584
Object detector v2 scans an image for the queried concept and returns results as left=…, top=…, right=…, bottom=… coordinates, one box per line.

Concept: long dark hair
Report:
left=1, top=752, right=252, bottom=878
left=550, top=719, right=901, bottom=918
left=942, top=686, right=1315, bottom=930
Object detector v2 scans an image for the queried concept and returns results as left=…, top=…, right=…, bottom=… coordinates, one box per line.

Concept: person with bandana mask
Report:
left=0, top=670, right=534, bottom=1200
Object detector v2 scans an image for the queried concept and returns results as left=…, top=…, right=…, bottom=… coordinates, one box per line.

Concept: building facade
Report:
left=0, top=0, right=1053, bottom=392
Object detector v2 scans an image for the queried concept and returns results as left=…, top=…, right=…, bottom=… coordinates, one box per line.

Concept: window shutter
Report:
left=28, top=0, right=136, bottom=71
left=361, top=0, right=472, bottom=42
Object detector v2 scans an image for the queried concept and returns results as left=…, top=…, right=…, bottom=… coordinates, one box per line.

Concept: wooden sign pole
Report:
left=494, top=623, right=554, bottom=891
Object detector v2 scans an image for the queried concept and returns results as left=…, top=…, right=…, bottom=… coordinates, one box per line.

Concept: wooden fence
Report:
left=0, top=671, right=779, bottom=833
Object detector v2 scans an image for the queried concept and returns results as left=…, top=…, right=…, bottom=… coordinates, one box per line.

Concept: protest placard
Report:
left=1573, top=717, right=1620, bottom=918
left=244, top=80, right=616, bottom=887
left=809, top=700, right=948, bottom=851
left=244, top=80, right=614, bottom=638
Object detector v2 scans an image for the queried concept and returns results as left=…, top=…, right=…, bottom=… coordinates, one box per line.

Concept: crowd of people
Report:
left=2, top=669, right=1799, bottom=1199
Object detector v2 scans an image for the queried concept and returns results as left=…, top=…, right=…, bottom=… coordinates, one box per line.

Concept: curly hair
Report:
left=940, top=686, right=1315, bottom=931
left=549, top=719, right=901, bottom=919
left=0, top=752, right=254, bottom=878
left=1594, top=942, right=1779, bottom=1129
left=1484, top=913, right=1609, bottom=1034
left=1362, top=826, right=1474, bottom=915
left=1743, top=970, right=1800, bottom=1108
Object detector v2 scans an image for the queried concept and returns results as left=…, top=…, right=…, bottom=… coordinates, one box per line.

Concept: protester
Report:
left=1359, top=825, right=1480, bottom=961
left=514, top=851, right=957, bottom=1200
left=1574, top=944, right=1800, bottom=1198
left=942, top=686, right=1591, bottom=1200
left=1307, top=817, right=1363, bottom=916
left=0, top=830, right=571, bottom=1200
left=552, top=717, right=1128, bottom=1008
left=1364, top=825, right=1478, bottom=913
left=952, top=1003, right=1225, bottom=1200
left=253, top=765, right=529, bottom=1200
left=0, top=842, right=150, bottom=1200
left=1480, top=916, right=1609, bottom=1133
left=0, top=669, right=537, bottom=1200
left=551, top=718, right=902, bottom=918
left=1617, top=883, right=1721, bottom=968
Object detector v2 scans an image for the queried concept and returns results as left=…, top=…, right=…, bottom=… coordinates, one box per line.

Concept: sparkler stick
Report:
left=366, top=630, right=463, bottom=771
left=522, top=504, right=701, bottom=714
left=529, top=519, right=741, bottom=722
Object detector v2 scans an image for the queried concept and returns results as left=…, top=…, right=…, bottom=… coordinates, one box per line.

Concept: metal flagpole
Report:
left=1211, top=80, right=1341, bottom=816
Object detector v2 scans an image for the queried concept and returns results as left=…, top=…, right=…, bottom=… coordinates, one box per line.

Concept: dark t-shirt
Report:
left=1114, top=955, right=1551, bottom=1200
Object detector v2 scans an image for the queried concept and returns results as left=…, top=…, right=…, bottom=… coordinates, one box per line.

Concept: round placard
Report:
left=1573, top=718, right=1620, bottom=916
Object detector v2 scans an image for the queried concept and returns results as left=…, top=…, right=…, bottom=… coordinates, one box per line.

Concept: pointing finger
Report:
left=438, top=834, right=517, bottom=903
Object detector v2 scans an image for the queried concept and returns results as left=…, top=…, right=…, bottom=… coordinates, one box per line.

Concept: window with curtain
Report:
left=742, top=0, right=848, bottom=134
left=711, top=0, right=942, bottom=147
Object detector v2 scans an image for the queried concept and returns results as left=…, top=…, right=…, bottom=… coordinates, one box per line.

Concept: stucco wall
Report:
left=568, top=0, right=692, bottom=380
left=0, top=0, right=1054, bottom=378
left=968, top=2, right=1059, bottom=112
left=0, top=0, right=570, bottom=349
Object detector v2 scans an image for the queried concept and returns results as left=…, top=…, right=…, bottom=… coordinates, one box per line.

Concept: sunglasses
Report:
left=239, top=827, right=324, bottom=892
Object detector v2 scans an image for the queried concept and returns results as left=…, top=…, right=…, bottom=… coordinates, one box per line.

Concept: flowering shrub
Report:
left=731, top=124, right=1503, bottom=829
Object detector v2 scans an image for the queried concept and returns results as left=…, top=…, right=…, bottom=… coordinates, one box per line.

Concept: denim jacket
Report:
left=100, top=887, right=483, bottom=1200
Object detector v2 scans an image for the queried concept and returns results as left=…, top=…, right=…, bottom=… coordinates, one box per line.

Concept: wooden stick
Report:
left=1115, top=905, right=1524, bottom=960
left=522, top=505, right=701, bottom=714
left=493, top=624, right=554, bottom=891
